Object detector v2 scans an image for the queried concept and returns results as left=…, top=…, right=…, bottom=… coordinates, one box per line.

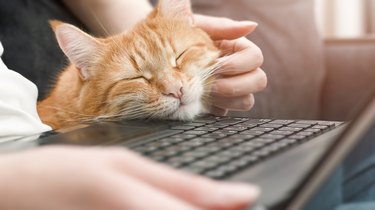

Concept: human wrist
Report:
left=63, top=0, right=153, bottom=36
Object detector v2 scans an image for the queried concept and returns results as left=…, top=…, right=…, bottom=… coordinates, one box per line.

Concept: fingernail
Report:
left=239, top=21, right=258, bottom=27
left=218, top=183, right=260, bottom=204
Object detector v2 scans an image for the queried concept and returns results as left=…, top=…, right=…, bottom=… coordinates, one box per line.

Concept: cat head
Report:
left=52, top=0, right=220, bottom=121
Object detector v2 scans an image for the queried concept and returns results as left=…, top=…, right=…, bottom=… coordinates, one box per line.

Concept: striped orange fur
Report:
left=37, top=0, right=220, bottom=129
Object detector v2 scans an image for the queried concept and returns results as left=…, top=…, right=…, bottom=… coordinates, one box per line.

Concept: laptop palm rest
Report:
left=229, top=126, right=345, bottom=209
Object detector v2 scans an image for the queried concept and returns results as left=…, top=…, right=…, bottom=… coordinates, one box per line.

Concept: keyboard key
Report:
left=144, top=141, right=172, bottom=148
left=206, top=124, right=228, bottom=128
left=193, top=127, right=219, bottom=132
left=269, top=130, right=294, bottom=136
left=224, top=126, right=248, bottom=132
left=204, top=156, right=231, bottom=164
left=196, top=115, right=217, bottom=120
left=252, top=149, right=271, bottom=158
left=171, top=134, right=197, bottom=139
left=133, top=146, right=158, bottom=153
left=260, top=134, right=285, bottom=140
left=215, top=165, right=239, bottom=174
left=230, top=145, right=257, bottom=153
left=278, top=139, right=298, bottom=145
left=260, top=123, right=284, bottom=128
left=271, top=120, right=295, bottom=125
left=232, top=123, right=258, bottom=129
left=318, top=122, right=336, bottom=127
left=192, top=119, right=217, bottom=124
left=202, top=133, right=228, bottom=139
left=240, top=141, right=266, bottom=148
left=195, top=146, right=221, bottom=153
left=216, top=150, right=244, bottom=159
left=242, top=119, right=272, bottom=125
left=238, top=155, right=259, bottom=164
left=233, top=117, right=251, bottom=121
left=151, top=150, right=178, bottom=158
left=215, top=119, right=242, bottom=125
left=297, top=131, right=315, bottom=137
left=181, top=166, right=206, bottom=174
left=239, top=130, right=265, bottom=136
left=262, top=144, right=284, bottom=153
left=279, top=127, right=304, bottom=132
left=304, top=128, right=321, bottom=134
left=167, top=161, right=184, bottom=168
left=249, top=127, right=274, bottom=132
left=214, top=116, right=232, bottom=120
left=229, top=134, right=255, bottom=140
left=149, top=154, right=166, bottom=161
left=170, top=126, right=195, bottom=130
left=167, top=156, right=196, bottom=165
left=266, top=142, right=289, bottom=151
left=288, top=123, right=311, bottom=128
left=162, top=137, right=185, bottom=144
left=212, top=130, right=238, bottom=135
left=183, top=122, right=206, bottom=127
left=296, top=121, right=318, bottom=125
left=191, top=137, right=216, bottom=144
left=228, top=159, right=250, bottom=169
left=312, top=125, right=329, bottom=130
left=167, top=145, right=193, bottom=153
left=182, top=151, right=209, bottom=159
left=184, top=130, right=208, bottom=135
left=208, top=142, right=234, bottom=149
left=190, top=160, right=218, bottom=169
left=179, top=140, right=205, bottom=147
left=204, top=169, right=227, bottom=179
left=218, top=138, right=245, bottom=144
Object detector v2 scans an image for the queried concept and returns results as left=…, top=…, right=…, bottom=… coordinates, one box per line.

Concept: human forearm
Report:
left=62, top=0, right=153, bottom=36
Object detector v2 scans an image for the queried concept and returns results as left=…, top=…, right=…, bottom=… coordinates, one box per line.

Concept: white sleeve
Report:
left=0, top=42, right=51, bottom=141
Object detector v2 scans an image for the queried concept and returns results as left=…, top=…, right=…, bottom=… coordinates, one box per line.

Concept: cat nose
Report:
left=163, top=83, right=183, bottom=100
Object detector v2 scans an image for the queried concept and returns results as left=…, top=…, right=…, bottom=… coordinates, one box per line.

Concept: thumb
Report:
left=194, top=14, right=258, bottom=40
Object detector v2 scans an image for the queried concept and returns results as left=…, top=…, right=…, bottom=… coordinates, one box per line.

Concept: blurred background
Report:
left=316, top=0, right=375, bottom=38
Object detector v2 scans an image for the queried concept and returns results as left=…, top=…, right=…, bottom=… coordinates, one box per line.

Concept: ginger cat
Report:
left=38, top=0, right=220, bottom=129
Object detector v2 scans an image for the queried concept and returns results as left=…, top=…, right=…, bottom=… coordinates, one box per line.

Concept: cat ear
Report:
left=157, top=0, right=193, bottom=24
left=50, top=20, right=102, bottom=80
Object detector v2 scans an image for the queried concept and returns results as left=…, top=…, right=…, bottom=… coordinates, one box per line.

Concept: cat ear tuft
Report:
left=53, top=23, right=102, bottom=80
left=158, top=0, right=193, bottom=23
left=49, top=20, right=64, bottom=32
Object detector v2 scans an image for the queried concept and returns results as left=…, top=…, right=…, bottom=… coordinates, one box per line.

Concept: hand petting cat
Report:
left=194, top=15, right=267, bottom=116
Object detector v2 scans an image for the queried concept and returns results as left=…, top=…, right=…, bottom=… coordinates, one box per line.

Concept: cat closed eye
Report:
left=132, top=76, right=150, bottom=82
left=176, top=48, right=189, bottom=65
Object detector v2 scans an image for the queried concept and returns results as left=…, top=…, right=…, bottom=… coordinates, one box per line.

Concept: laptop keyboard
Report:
left=131, top=116, right=340, bottom=179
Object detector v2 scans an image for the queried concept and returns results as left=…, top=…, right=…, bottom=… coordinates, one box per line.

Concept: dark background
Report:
left=0, top=0, right=85, bottom=100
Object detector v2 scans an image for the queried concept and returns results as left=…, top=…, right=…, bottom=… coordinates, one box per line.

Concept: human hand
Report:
left=194, top=15, right=267, bottom=115
left=0, top=147, right=259, bottom=210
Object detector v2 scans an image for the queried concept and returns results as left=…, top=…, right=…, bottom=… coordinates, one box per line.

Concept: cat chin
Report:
left=169, top=101, right=202, bottom=121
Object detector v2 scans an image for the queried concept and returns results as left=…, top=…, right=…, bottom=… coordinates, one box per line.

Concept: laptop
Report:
left=1, top=92, right=374, bottom=210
